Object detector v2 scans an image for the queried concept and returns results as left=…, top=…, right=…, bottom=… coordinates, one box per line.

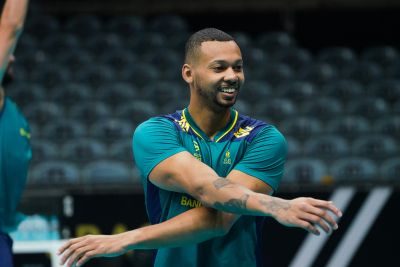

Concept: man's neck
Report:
left=0, top=86, right=4, bottom=112
left=188, top=99, right=231, bottom=141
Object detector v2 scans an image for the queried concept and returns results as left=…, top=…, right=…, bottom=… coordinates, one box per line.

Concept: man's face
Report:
left=191, top=41, right=244, bottom=109
left=2, top=55, right=15, bottom=87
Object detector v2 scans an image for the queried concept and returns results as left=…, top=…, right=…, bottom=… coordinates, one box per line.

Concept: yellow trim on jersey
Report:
left=216, top=110, right=238, bottom=143
left=182, top=109, right=205, bottom=140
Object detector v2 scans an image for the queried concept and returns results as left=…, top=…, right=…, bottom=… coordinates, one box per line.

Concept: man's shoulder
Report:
left=232, top=112, right=271, bottom=142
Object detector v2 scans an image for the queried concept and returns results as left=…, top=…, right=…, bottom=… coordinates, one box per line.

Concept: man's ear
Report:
left=182, top=63, right=194, bottom=84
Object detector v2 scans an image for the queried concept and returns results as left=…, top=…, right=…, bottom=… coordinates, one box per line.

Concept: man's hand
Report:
left=263, top=197, right=342, bottom=235
left=57, top=234, right=128, bottom=267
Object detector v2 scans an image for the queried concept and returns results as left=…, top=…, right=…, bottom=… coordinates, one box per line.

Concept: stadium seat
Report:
left=232, top=100, right=252, bottom=115
left=304, top=135, right=349, bottom=158
left=98, top=49, right=137, bottom=72
left=24, top=16, right=59, bottom=38
left=362, top=46, right=400, bottom=68
left=277, top=81, right=316, bottom=102
left=106, top=16, right=144, bottom=35
left=42, top=120, right=87, bottom=142
left=75, top=65, right=116, bottom=88
left=70, top=102, right=112, bottom=124
left=160, top=99, right=189, bottom=115
left=323, top=80, right=364, bottom=102
left=282, top=159, right=327, bottom=184
left=348, top=98, right=390, bottom=119
left=115, top=101, right=159, bottom=124
left=23, top=102, right=65, bottom=125
left=6, top=83, right=46, bottom=107
left=239, top=80, right=272, bottom=103
left=331, top=157, right=378, bottom=182
left=386, top=60, right=400, bottom=78
left=41, top=34, right=80, bottom=54
left=31, top=64, right=71, bottom=89
left=298, top=63, right=339, bottom=84
left=51, top=83, right=92, bottom=106
left=82, top=160, right=130, bottom=183
left=368, top=79, right=400, bottom=103
left=109, top=139, right=135, bottom=161
left=318, top=47, right=357, bottom=69
left=30, top=140, right=58, bottom=163
left=120, top=63, right=160, bottom=87
left=251, top=63, right=294, bottom=85
left=273, top=47, right=313, bottom=71
left=279, top=117, right=323, bottom=139
left=327, top=116, right=371, bottom=138
left=141, top=82, right=182, bottom=106
left=165, top=32, right=192, bottom=50
left=61, top=139, right=107, bottom=161
left=257, top=32, right=296, bottom=53
left=342, top=62, right=384, bottom=83
left=375, top=117, right=400, bottom=137
left=352, top=135, right=398, bottom=158
left=90, top=119, right=135, bottom=141
left=285, top=137, right=302, bottom=158
left=394, top=101, right=400, bottom=114
left=32, top=161, right=79, bottom=184
left=230, top=32, right=253, bottom=50
left=15, top=49, right=50, bottom=72
left=84, top=33, right=123, bottom=54
left=17, top=33, right=38, bottom=50
left=142, top=49, right=183, bottom=74
left=380, top=157, right=400, bottom=181
left=28, top=123, right=40, bottom=139
left=64, top=15, right=102, bottom=38
left=97, top=83, right=138, bottom=106
left=255, top=98, right=297, bottom=121
left=125, top=33, right=165, bottom=53
left=150, top=15, right=188, bottom=34
left=241, top=47, right=268, bottom=70
left=56, top=49, right=94, bottom=72
left=302, top=97, right=344, bottom=120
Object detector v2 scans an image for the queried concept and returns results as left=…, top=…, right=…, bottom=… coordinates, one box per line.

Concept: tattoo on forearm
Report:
left=214, top=194, right=250, bottom=213
left=259, top=199, right=291, bottom=212
left=213, top=178, right=235, bottom=190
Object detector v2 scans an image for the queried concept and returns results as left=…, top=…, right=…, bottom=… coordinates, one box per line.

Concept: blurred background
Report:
left=4, top=0, right=400, bottom=266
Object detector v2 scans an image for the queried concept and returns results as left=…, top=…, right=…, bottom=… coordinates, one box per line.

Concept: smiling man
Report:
left=59, top=28, right=342, bottom=267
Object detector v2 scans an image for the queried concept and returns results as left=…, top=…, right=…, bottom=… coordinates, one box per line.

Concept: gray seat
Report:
left=255, top=98, right=297, bottom=122
left=17, top=33, right=38, bottom=50
left=25, top=16, right=59, bottom=38
left=257, top=32, right=296, bottom=53
left=368, top=79, right=400, bottom=103
left=32, top=161, right=79, bottom=184
left=51, top=83, right=92, bottom=106
left=30, top=140, right=58, bottom=163
left=142, top=49, right=183, bottom=70
left=97, top=83, right=138, bottom=106
left=380, top=157, right=400, bottom=181
left=24, top=102, right=65, bottom=125
left=331, top=157, right=378, bottom=182
left=70, top=102, right=112, bottom=124
left=106, top=16, right=144, bottom=35
left=241, top=48, right=268, bottom=69
left=323, top=80, right=364, bottom=102
left=233, top=100, right=252, bottom=115
left=348, top=98, right=390, bottom=119
left=82, top=160, right=130, bottom=184
left=273, top=48, right=313, bottom=72
left=56, top=49, right=94, bottom=72
left=141, top=82, right=182, bottom=107
left=64, top=15, right=102, bottom=38
left=150, top=15, right=188, bottom=34
left=125, top=33, right=165, bottom=53
left=298, top=63, right=339, bottom=84
left=75, top=65, right=116, bottom=88
left=15, top=49, right=50, bottom=72
left=285, top=137, right=302, bottom=158
left=375, top=117, right=400, bottom=137
left=304, top=136, right=349, bottom=159
left=6, top=83, right=46, bottom=107
left=302, top=97, right=344, bottom=120
left=61, top=139, right=107, bottom=161
left=165, top=32, right=192, bottom=50
left=84, top=33, right=123, bottom=54
left=279, top=117, right=323, bottom=139
left=28, top=123, right=40, bottom=139
left=230, top=32, right=253, bottom=50
left=99, top=49, right=137, bottom=72
left=395, top=101, right=400, bottom=114
left=41, top=34, right=80, bottom=54
left=282, top=159, right=327, bottom=184
left=42, top=120, right=87, bottom=142
left=327, top=116, right=371, bottom=138
left=342, top=62, right=384, bottom=83
left=353, top=135, right=397, bottom=158
left=120, top=63, right=160, bottom=87
left=109, top=139, right=135, bottom=161
left=252, top=63, right=294, bottom=85
left=317, top=47, right=357, bottom=69
left=115, top=101, right=159, bottom=124
left=277, top=81, right=316, bottom=102
left=362, top=46, right=399, bottom=68
left=31, top=64, right=71, bottom=89
left=240, top=81, right=272, bottom=104
left=90, top=119, right=135, bottom=141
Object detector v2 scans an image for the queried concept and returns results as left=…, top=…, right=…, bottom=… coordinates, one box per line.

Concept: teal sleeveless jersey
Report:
left=133, top=108, right=286, bottom=267
left=0, top=96, right=31, bottom=233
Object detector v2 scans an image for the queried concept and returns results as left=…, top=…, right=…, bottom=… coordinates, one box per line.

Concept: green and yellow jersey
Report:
left=0, top=97, right=31, bottom=233
left=133, top=107, right=286, bottom=267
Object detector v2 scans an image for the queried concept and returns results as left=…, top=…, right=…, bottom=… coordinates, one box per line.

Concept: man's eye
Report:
left=234, top=66, right=243, bottom=70
left=214, top=66, right=222, bottom=71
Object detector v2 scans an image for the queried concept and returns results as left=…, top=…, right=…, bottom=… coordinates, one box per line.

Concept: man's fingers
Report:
left=298, top=220, right=320, bottom=236
left=62, top=243, right=87, bottom=267
left=301, top=213, right=331, bottom=234
left=311, top=199, right=342, bottom=217
left=306, top=206, right=338, bottom=230
left=76, top=251, right=96, bottom=267
left=67, top=247, right=88, bottom=267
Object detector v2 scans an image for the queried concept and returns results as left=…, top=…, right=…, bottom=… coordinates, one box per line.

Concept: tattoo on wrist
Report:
left=213, top=178, right=235, bottom=190
left=259, top=199, right=291, bottom=212
left=214, top=194, right=250, bottom=213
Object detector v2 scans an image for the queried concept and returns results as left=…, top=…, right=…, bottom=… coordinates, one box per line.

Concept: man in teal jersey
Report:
left=59, top=28, right=342, bottom=267
left=0, top=0, right=30, bottom=266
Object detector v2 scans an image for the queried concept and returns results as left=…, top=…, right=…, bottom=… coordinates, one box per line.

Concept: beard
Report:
left=194, top=78, right=238, bottom=110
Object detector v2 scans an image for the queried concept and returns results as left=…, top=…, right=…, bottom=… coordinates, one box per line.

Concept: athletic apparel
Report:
left=0, top=220, right=14, bottom=267
left=133, top=107, right=286, bottom=267
left=0, top=96, right=31, bottom=234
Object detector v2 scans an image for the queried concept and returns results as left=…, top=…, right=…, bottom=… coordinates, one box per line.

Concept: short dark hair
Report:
left=185, top=28, right=234, bottom=64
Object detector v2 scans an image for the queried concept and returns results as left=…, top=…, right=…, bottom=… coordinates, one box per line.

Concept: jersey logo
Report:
left=20, top=128, right=31, bottom=139
left=175, top=116, right=190, bottom=132
left=234, top=126, right=255, bottom=138
left=223, top=150, right=231, bottom=165
left=193, top=141, right=202, bottom=161
left=181, top=196, right=202, bottom=208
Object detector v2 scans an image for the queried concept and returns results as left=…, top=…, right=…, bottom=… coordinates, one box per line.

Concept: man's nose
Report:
left=224, top=68, right=238, bottom=83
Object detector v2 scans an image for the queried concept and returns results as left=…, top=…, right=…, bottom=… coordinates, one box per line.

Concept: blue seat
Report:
left=323, top=80, right=364, bottom=102
left=51, top=83, right=92, bottom=106
left=115, top=101, right=159, bottom=124
left=99, top=49, right=137, bottom=72
left=317, top=47, right=357, bottom=69
left=109, top=139, right=135, bottom=161
left=30, top=140, right=58, bottom=163
left=32, top=161, right=79, bottom=184
left=17, top=33, right=38, bottom=50
left=233, top=100, right=252, bottom=115
left=141, top=82, right=182, bottom=106
left=28, top=123, right=40, bottom=139
left=42, top=120, right=87, bottom=142
left=24, top=102, right=65, bottom=125
left=375, top=117, right=400, bottom=137
left=252, top=63, right=294, bottom=85
left=257, top=32, right=296, bottom=53
left=277, top=81, right=316, bottom=102
left=64, top=15, right=102, bottom=38
left=75, top=65, right=115, bottom=88
left=15, top=49, right=51, bottom=72
left=279, top=117, right=323, bottom=139
left=285, top=137, right=302, bottom=158
left=282, top=159, right=327, bottom=184
left=240, top=80, right=272, bottom=103
left=304, top=136, right=349, bottom=158
left=353, top=135, right=397, bottom=158
left=273, top=48, right=313, bottom=71
left=395, top=101, right=400, bottom=114
left=97, top=83, right=138, bottom=106
left=31, top=64, right=71, bottom=89
left=298, top=63, right=339, bottom=84
left=25, top=16, right=59, bottom=38
left=331, top=157, right=378, bottom=182
left=120, top=63, right=160, bottom=87
left=230, top=32, right=253, bottom=49
left=255, top=98, right=297, bottom=121
left=362, top=46, right=399, bottom=68
left=106, top=16, right=144, bottom=35
left=84, top=33, right=123, bottom=54
left=143, top=49, right=183, bottom=70
left=160, top=99, right=189, bottom=116
left=70, top=101, right=112, bottom=124
left=348, top=98, right=390, bottom=119
left=90, top=119, right=135, bottom=141
left=327, top=116, right=371, bottom=138
left=368, top=79, right=400, bottom=103
left=56, top=49, right=94, bottom=72
left=380, top=157, right=400, bottom=181
left=82, top=160, right=130, bottom=183
left=61, top=139, right=107, bottom=161
left=302, top=97, right=344, bottom=120
left=6, top=83, right=46, bottom=107
left=125, top=33, right=165, bottom=53
left=386, top=60, right=400, bottom=78
left=150, top=15, right=188, bottom=34
left=241, top=48, right=268, bottom=69
left=342, top=62, right=384, bottom=83
left=41, top=34, right=80, bottom=54
left=165, top=32, right=192, bottom=50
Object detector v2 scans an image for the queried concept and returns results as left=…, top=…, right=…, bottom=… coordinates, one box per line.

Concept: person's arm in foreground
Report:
left=0, top=0, right=29, bottom=82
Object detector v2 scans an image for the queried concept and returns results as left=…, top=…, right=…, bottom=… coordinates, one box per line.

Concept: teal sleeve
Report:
left=233, top=125, right=287, bottom=193
left=132, top=117, right=187, bottom=180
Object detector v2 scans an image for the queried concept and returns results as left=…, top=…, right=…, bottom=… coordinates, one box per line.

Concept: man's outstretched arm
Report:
left=0, top=0, right=29, bottom=82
